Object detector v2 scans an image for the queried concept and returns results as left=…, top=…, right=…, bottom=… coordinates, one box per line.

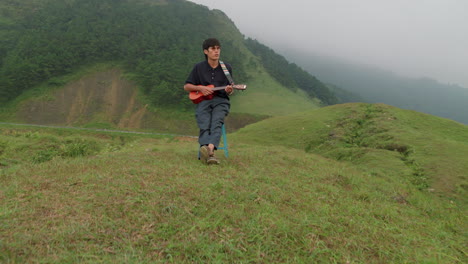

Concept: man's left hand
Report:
left=225, top=85, right=234, bottom=95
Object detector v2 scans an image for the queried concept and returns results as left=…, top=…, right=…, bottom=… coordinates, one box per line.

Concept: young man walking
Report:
left=184, top=38, right=234, bottom=165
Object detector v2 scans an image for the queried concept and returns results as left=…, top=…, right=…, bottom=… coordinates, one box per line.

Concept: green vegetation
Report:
left=0, top=63, right=119, bottom=119
left=230, top=70, right=321, bottom=116
left=233, top=103, right=468, bottom=202
left=0, top=0, right=334, bottom=115
left=0, top=1, right=466, bottom=261
left=0, top=123, right=142, bottom=166
left=1, top=0, right=214, bottom=107
left=284, top=51, right=468, bottom=124
left=1, top=103, right=466, bottom=263
left=245, top=39, right=338, bottom=105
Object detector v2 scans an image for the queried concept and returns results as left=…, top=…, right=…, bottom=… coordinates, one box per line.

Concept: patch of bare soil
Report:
left=17, top=69, right=149, bottom=129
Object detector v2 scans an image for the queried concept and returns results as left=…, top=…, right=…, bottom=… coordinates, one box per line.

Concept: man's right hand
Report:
left=199, top=86, right=214, bottom=96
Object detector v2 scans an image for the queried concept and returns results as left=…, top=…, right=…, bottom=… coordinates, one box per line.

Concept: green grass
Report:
left=0, top=62, right=123, bottom=123
left=0, top=59, right=317, bottom=134
left=233, top=103, right=468, bottom=202
left=0, top=105, right=467, bottom=263
left=231, top=70, right=320, bottom=116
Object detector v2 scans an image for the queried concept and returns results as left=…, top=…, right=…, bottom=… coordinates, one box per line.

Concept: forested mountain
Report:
left=0, top=0, right=335, bottom=112
left=244, top=39, right=337, bottom=105
left=282, top=51, right=468, bottom=124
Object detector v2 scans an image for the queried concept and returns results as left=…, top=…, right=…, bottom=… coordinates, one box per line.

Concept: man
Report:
left=184, top=38, right=234, bottom=165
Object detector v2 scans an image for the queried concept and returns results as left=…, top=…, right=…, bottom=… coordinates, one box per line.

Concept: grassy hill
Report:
left=0, top=62, right=318, bottom=134
left=0, top=0, right=328, bottom=129
left=233, top=103, right=468, bottom=202
left=1, top=103, right=466, bottom=263
left=1, top=1, right=466, bottom=262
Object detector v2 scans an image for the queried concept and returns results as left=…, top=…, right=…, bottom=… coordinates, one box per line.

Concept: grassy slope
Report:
left=231, top=70, right=320, bottom=116
left=0, top=64, right=316, bottom=136
left=0, top=106, right=466, bottom=263
left=0, top=61, right=319, bottom=130
left=232, top=103, right=468, bottom=201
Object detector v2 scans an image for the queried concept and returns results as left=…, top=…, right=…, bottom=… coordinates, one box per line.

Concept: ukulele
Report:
left=189, top=84, right=247, bottom=104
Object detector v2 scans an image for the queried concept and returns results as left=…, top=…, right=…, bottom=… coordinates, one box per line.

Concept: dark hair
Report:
left=202, top=38, right=221, bottom=50
left=202, top=38, right=221, bottom=60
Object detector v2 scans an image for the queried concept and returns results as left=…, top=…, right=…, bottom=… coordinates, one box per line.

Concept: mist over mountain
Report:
left=189, top=0, right=468, bottom=93
left=282, top=51, right=468, bottom=124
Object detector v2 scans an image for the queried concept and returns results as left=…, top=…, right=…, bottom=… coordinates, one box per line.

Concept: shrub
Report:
left=60, top=139, right=100, bottom=158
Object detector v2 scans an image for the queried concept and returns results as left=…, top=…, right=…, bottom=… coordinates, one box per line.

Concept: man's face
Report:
left=204, top=45, right=221, bottom=61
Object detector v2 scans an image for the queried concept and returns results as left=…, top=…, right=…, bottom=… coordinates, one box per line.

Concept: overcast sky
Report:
left=188, top=0, right=468, bottom=88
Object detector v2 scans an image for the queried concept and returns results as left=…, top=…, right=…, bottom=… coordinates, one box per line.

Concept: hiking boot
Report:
left=207, top=155, right=220, bottom=165
left=200, top=145, right=209, bottom=164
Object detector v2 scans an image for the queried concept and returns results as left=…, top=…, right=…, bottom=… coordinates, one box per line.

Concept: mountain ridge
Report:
left=281, top=51, right=468, bottom=124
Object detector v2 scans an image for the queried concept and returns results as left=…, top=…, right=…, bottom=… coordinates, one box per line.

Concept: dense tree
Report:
left=244, top=38, right=338, bottom=105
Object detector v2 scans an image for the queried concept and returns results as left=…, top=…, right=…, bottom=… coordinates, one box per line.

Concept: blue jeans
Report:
left=195, top=96, right=230, bottom=149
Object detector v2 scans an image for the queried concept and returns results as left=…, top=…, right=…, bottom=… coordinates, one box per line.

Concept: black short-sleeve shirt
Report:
left=185, top=60, right=233, bottom=99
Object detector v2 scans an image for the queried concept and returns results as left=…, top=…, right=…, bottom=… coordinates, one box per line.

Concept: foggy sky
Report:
left=188, top=0, right=468, bottom=88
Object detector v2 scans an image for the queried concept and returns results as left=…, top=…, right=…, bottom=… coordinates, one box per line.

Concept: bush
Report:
left=60, top=139, right=100, bottom=158
left=32, top=148, right=60, bottom=163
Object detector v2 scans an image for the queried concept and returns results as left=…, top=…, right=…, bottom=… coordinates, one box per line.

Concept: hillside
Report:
left=282, top=51, right=468, bottom=124
left=0, top=0, right=334, bottom=128
left=233, top=103, right=468, bottom=202
left=0, top=63, right=319, bottom=134
left=1, top=1, right=466, bottom=262
left=1, top=103, right=466, bottom=263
